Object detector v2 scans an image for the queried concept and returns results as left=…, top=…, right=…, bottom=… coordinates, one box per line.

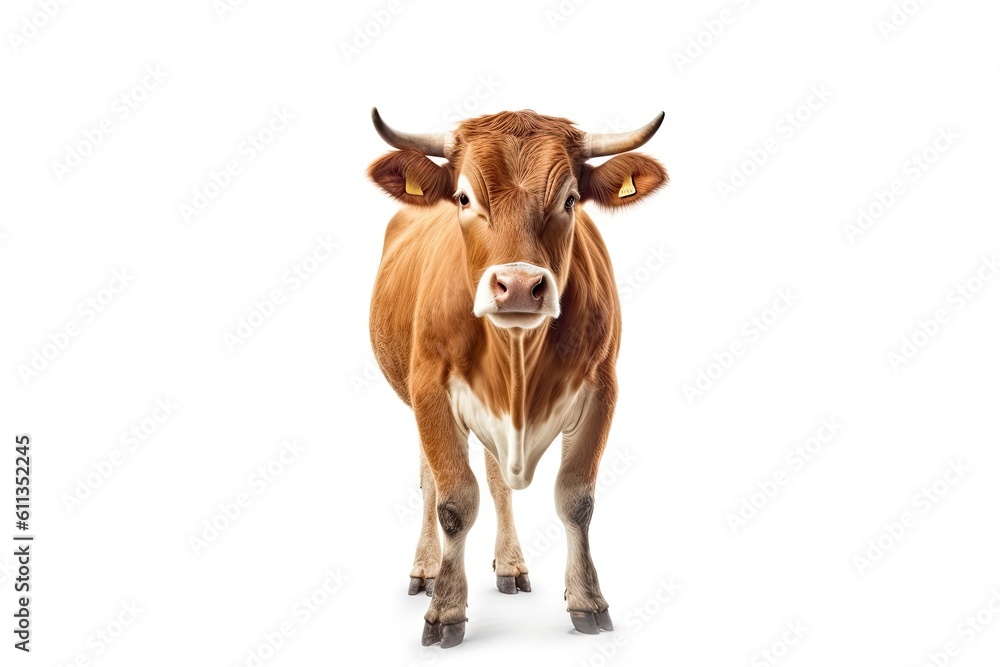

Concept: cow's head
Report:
left=368, top=109, right=668, bottom=330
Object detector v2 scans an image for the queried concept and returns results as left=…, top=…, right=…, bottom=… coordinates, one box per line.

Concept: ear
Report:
left=580, top=153, right=668, bottom=209
left=367, top=149, right=453, bottom=206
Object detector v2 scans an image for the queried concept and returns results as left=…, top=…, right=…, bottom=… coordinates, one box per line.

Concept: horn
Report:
left=371, top=107, right=452, bottom=157
left=583, top=112, right=665, bottom=158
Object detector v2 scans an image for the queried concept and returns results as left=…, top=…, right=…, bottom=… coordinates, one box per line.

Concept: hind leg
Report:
left=408, top=450, right=441, bottom=596
left=484, top=449, right=530, bottom=594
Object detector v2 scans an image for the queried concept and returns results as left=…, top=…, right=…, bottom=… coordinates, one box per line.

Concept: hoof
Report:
left=496, top=573, right=532, bottom=594
left=408, top=577, right=435, bottom=597
left=570, top=608, right=613, bottom=634
left=442, top=622, right=466, bottom=648
left=497, top=575, right=516, bottom=594
left=422, top=620, right=466, bottom=648
left=421, top=620, right=441, bottom=646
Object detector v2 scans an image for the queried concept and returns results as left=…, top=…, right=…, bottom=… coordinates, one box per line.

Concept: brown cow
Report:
left=368, top=108, right=668, bottom=647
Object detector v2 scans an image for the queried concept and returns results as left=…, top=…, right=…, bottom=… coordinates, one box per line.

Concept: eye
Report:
left=564, top=194, right=576, bottom=210
left=458, top=193, right=470, bottom=207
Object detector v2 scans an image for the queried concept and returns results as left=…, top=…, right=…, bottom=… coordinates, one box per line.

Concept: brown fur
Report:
left=368, top=149, right=455, bottom=206
left=369, top=199, right=619, bottom=418
left=368, top=112, right=666, bottom=417
left=367, top=110, right=667, bottom=641
left=582, top=152, right=670, bottom=208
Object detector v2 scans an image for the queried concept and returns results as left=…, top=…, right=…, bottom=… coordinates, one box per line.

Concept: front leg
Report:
left=556, top=380, right=616, bottom=634
left=413, top=377, right=479, bottom=648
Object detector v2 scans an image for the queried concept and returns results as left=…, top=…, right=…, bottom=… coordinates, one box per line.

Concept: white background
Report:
left=1, top=0, right=999, bottom=665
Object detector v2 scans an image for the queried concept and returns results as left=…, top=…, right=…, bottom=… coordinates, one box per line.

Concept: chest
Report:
left=447, top=378, right=584, bottom=459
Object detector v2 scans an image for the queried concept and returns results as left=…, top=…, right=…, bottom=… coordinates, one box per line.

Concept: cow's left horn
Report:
left=371, top=107, right=452, bottom=157
left=582, top=112, right=665, bottom=158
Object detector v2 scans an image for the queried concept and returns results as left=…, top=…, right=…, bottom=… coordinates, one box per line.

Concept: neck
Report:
left=473, top=320, right=554, bottom=413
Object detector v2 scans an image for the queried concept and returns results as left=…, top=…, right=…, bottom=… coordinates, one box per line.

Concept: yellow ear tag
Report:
left=618, top=174, right=636, bottom=198
left=405, top=175, right=423, bottom=196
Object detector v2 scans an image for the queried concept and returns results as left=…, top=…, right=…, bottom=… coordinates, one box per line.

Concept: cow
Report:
left=367, top=107, right=668, bottom=647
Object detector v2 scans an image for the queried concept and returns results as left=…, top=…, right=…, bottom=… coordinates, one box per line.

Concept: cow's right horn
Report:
left=371, top=108, right=452, bottom=157
left=583, top=112, right=665, bottom=158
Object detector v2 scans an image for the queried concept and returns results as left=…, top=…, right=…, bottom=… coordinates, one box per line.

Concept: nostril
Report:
left=496, top=280, right=507, bottom=294
left=531, top=276, right=544, bottom=300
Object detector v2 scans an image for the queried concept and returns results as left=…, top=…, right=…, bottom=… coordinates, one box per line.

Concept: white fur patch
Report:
left=447, top=378, right=583, bottom=489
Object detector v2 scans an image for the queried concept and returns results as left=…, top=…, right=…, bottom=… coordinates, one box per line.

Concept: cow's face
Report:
left=368, top=110, right=668, bottom=331
left=454, top=132, right=580, bottom=330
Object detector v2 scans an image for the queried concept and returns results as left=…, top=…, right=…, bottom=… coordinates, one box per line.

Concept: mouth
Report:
left=484, top=312, right=548, bottom=330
